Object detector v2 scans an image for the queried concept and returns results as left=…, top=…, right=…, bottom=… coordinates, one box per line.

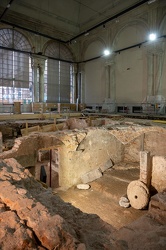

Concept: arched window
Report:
left=0, top=28, right=32, bottom=104
left=44, top=41, right=74, bottom=103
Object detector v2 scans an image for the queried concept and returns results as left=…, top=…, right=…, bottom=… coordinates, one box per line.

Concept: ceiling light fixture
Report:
left=103, top=49, right=110, bottom=56
left=149, top=33, right=157, bottom=41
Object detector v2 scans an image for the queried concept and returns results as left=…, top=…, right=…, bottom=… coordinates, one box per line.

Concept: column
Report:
left=147, top=42, right=164, bottom=97
left=72, top=63, right=78, bottom=104
left=39, top=59, right=45, bottom=102
left=105, top=54, right=116, bottom=102
left=31, top=57, right=39, bottom=102
left=78, top=63, right=85, bottom=103
left=147, top=51, right=154, bottom=97
left=155, top=50, right=164, bottom=96
left=105, top=64, right=110, bottom=99
left=110, top=56, right=116, bottom=103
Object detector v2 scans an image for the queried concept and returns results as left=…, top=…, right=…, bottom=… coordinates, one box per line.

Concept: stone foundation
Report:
left=0, top=126, right=166, bottom=190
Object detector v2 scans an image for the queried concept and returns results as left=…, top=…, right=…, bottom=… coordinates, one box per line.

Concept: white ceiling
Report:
left=0, top=0, right=149, bottom=42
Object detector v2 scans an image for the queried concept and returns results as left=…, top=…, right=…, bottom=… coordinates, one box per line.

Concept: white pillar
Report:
left=31, top=57, right=39, bottom=102
left=72, top=63, right=77, bottom=104
left=110, top=58, right=116, bottom=103
left=105, top=64, right=110, bottom=99
left=79, top=63, right=85, bottom=103
left=105, top=54, right=116, bottom=101
left=155, top=49, right=164, bottom=96
left=147, top=41, right=164, bottom=97
left=39, top=61, right=45, bottom=102
left=31, top=55, right=46, bottom=103
left=147, top=52, right=154, bottom=96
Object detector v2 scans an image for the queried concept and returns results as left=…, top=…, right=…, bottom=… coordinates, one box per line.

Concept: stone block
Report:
left=99, top=159, right=113, bottom=172
left=152, top=156, right=166, bottom=192
left=81, top=169, right=102, bottom=184
left=140, top=151, right=151, bottom=171
left=66, top=118, right=88, bottom=130
left=38, top=150, right=49, bottom=162
left=149, top=191, right=166, bottom=212
left=140, top=151, right=151, bottom=187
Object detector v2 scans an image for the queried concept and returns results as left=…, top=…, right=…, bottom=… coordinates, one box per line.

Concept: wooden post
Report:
left=25, top=122, right=28, bottom=135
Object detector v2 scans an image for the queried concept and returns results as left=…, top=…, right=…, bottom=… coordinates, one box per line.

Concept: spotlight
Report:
left=103, top=49, right=110, bottom=56
left=149, top=33, right=157, bottom=41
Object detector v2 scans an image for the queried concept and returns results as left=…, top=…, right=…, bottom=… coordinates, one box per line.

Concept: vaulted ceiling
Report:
left=0, top=0, right=150, bottom=42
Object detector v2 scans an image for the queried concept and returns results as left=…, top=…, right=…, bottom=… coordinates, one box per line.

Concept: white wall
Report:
left=115, top=47, right=146, bottom=103
left=84, top=59, right=105, bottom=104
left=82, top=39, right=106, bottom=104
left=80, top=1, right=166, bottom=108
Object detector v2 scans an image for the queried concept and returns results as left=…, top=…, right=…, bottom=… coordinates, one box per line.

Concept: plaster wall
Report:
left=115, top=47, right=146, bottom=103
left=80, top=3, right=166, bottom=106
left=84, top=59, right=105, bottom=104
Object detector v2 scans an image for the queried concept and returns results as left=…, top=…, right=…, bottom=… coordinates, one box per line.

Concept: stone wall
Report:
left=58, top=129, right=124, bottom=187
left=0, top=128, right=124, bottom=188
left=0, top=132, right=2, bottom=153
left=0, top=126, right=166, bottom=189
left=124, top=127, right=166, bottom=162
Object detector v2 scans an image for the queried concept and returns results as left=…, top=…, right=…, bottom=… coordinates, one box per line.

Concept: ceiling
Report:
left=0, top=0, right=150, bottom=42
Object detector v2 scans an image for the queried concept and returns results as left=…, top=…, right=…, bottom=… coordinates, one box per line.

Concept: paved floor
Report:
left=55, top=162, right=147, bottom=229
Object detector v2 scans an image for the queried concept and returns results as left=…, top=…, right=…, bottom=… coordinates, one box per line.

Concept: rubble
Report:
left=119, top=196, right=130, bottom=208
left=0, top=158, right=115, bottom=250
left=0, top=158, right=165, bottom=249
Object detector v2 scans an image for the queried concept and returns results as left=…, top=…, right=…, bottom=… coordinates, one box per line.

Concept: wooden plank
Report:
left=152, top=120, right=166, bottom=124
left=21, top=122, right=67, bottom=136
left=21, top=125, right=41, bottom=136
left=0, top=112, right=81, bottom=121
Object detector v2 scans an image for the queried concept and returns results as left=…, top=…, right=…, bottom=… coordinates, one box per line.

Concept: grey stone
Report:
left=99, top=159, right=113, bottom=172
left=81, top=169, right=102, bottom=184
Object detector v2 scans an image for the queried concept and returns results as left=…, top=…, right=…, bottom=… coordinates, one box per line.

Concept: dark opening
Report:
left=40, top=165, right=47, bottom=183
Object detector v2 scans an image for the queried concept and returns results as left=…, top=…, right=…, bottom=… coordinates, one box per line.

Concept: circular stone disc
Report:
left=127, top=180, right=150, bottom=209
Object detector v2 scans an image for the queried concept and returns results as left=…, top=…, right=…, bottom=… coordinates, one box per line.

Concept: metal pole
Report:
left=49, top=149, right=52, bottom=187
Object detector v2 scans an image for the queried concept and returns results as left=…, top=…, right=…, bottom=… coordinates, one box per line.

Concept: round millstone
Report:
left=127, top=180, right=150, bottom=210
left=77, top=184, right=91, bottom=190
